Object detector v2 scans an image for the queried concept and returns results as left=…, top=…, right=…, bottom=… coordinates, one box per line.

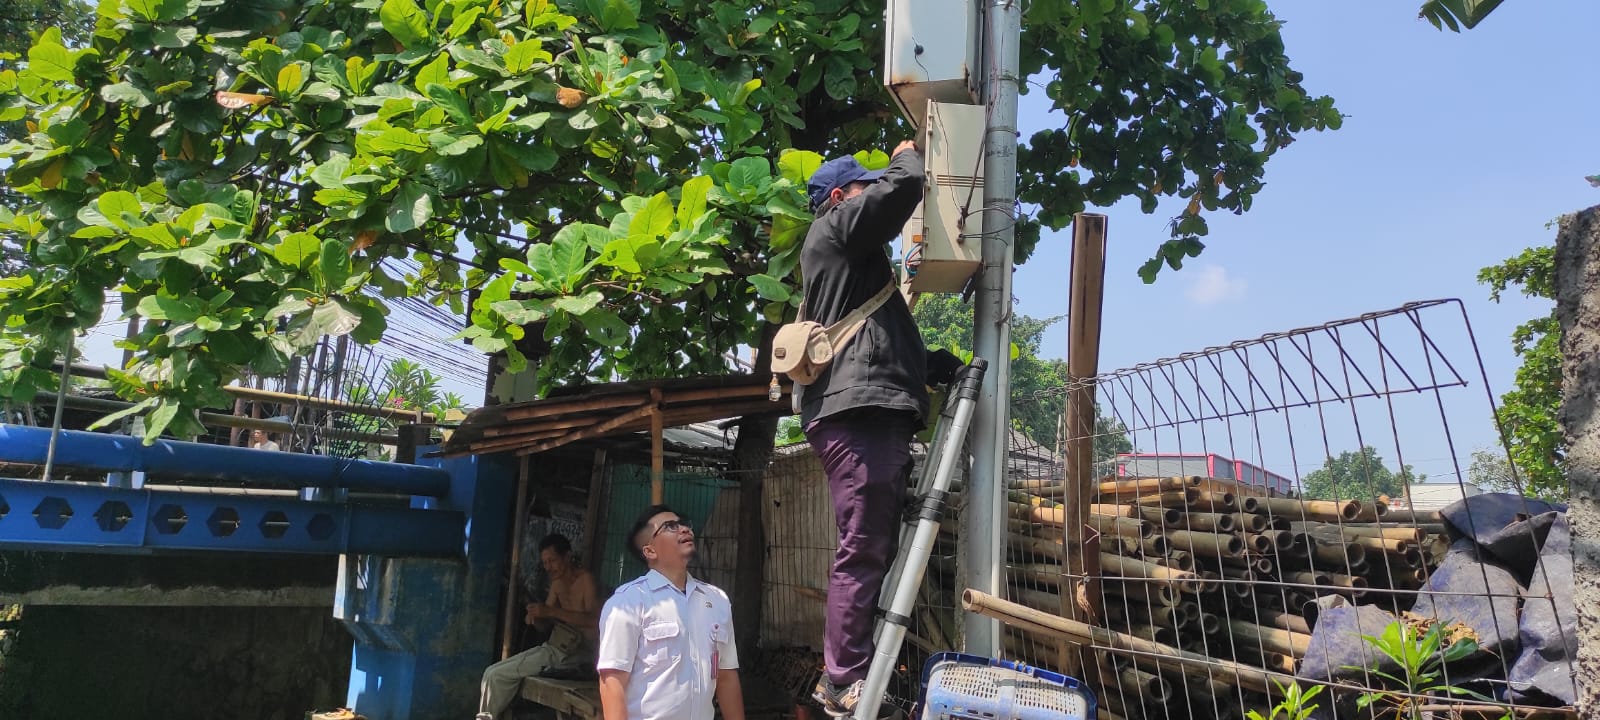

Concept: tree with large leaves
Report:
left=1479, top=245, right=1566, bottom=500
left=1418, top=0, right=1506, bottom=31
left=0, top=0, right=1340, bottom=445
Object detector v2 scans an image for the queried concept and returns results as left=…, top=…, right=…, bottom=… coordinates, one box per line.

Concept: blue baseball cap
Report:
left=807, top=156, right=886, bottom=211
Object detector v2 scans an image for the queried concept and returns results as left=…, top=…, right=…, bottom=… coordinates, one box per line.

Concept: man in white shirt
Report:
left=595, top=505, right=745, bottom=720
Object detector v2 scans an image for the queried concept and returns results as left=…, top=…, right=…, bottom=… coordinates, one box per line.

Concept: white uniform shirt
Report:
left=596, top=570, right=739, bottom=720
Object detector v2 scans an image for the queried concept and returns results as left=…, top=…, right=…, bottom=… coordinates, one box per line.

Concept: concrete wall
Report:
left=0, top=604, right=351, bottom=720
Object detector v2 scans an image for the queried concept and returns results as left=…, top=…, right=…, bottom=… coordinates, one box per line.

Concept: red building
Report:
left=1115, top=452, right=1293, bottom=494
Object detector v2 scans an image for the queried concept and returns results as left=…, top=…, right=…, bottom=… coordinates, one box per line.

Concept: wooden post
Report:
left=580, top=449, right=608, bottom=569
left=649, top=388, right=665, bottom=504
left=500, top=455, right=532, bottom=660
left=1060, top=212, right=1108, bottom=678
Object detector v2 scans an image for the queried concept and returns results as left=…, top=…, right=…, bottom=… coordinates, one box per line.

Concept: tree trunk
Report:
left=732, top=323, right=781, bottom=656
left=1555, top=204, right=1600, bottom=720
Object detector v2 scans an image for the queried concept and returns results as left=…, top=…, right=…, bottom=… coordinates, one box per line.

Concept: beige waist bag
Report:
left=772, top=282, right=896, bottom=400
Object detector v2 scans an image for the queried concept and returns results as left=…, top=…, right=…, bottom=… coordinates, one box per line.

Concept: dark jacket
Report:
left=798, top=150, right=929, bottom=428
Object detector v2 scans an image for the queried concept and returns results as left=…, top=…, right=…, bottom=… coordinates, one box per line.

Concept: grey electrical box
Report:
left=901, top=101, right=984, bottom=294
left=883, top=0, right=979, bottom=128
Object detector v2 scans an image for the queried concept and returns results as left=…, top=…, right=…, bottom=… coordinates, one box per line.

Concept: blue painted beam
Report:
left=0, top=424, right=451, bottom=497
left=0, top=478, right=464, bottom=556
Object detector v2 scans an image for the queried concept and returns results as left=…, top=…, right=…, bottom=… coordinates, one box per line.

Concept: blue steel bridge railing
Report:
left=0, top=424, right=465, bottom=556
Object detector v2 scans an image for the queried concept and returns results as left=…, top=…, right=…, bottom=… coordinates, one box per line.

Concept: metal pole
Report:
left=963, top=0, right=1021, bottom=655
left=42, top=343, right=73, bottom=482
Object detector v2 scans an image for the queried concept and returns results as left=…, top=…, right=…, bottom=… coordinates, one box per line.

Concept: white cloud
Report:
left=1185, top=265, right=1247, bottom=305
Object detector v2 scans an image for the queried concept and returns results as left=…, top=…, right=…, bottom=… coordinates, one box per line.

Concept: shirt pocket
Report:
left=639, top=620, right=681, bottom=671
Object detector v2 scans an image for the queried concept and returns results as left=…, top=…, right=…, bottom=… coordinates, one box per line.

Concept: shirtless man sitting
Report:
left=477, top=534, right=600, bottom=720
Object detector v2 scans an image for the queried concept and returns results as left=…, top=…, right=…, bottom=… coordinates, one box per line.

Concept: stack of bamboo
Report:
left=1000, top=474, right=1448, bottom=720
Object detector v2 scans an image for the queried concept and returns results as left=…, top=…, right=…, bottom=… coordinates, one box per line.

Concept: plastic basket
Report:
left=918, top=652, right=1096, bottom=720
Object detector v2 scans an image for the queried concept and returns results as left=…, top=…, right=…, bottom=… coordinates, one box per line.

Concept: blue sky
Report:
left=1009, top=1, right=1599, bottom=483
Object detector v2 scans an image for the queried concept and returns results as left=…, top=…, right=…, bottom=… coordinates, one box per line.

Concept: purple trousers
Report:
left=805, top=410, right=915, bottom=685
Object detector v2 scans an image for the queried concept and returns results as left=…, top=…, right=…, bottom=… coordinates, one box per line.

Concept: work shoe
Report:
left=813, top=678, right=865, bottom=718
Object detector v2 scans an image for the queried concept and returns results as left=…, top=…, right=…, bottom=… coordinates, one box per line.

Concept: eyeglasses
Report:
left=650, top=519, right=692, bottom=538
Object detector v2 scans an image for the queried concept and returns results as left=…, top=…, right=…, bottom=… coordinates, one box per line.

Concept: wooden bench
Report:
left=518, top=674, right=792, bottom=720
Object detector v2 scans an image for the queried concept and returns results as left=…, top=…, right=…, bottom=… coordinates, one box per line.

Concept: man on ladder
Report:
left=793, top=141, right=963, bottom=718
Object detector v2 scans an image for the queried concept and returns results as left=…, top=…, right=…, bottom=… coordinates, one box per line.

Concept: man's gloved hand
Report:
left=926, top=349, right=964, bottom=386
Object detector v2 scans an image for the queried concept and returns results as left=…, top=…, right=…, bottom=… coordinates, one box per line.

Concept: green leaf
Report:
left=101, top=82, right=153, bottom=107
left=385, top=182, right=434, bottom=233
left=369, top=127, right=431, bottom=154
left=152, top=25, right=199, bottom=47
left=732, top=78, right=762, bottom=107
left=136, top=295, right=202, bottom=322
left=319, top=239, right=353, bottom=290
left=310, top=155, right=351, bottom=188
left=87, top=397, right=157, bottom=431
left=426, top=84, right=473, bottom=124
left=551, top=291, right=602, bottom=316
left=275, top=233, right=321, bottom=269
left=778, top=149, right=824, bottom=185
left=277, top=64, right=306, bottom=96
left=346, top=57, right=379, bottom=94
left=144, top=401, right=181, bottom=443
left=629, top=192, right=674, bottom=239
left=580, top=308, right=631, bottom=346
left=852, top=149, right=891, bottom=171
left=98, top=191, right=143, bottom=229
left=677, top=175, right=712, bottom=228
left=296, top=300, right=364, bottom=344
left=505, top=40, right=546, bottom=74
left=350, top=300, right=388, bottom=344
left=415, top=53, right=451, bottom=94
left=598, top=0, right=640, bottom=31
left=380, top=0, right=433, bottom=48
left=126, top=0, right=165, bottom=21
left=27, top=38, right=76, bottom=84
left=548, top=227, right=594, bottom=290
left=748, top=274, right=791, bottom=302
left=728, top=157, right=771, bottom=192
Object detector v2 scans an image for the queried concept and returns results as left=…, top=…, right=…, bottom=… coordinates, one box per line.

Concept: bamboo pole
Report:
left=1136, top=536, right=1170, bottom=557
left=1094, top=503, right=1181, bottom=526
left=1127, top=489, right=1201, bottom=507
left=1380, top=508, right=1443, bottom=524
left=1155, top=550, right=1195, bottom=572
left=1246, top=607, right=1312, bottom=635
left=1099, top=659, right=1173, bottom=703
left=1100, top=553, right=1203, bottom=593
left=1192, top=490, right=1238, bottom=512
left=1164, top=529, right=1245, bottom=557
left=1179, top=512, right=1238, bottom=533
left=1098, top=476, right=1201, bottom=496
left=1103, top=579, right=1181, bottom=607
left=1310, top=539, right=1367, bottom=568
left=1226, top=619, right=1311, bottom=658
left=1112, top=602, right=1188, bottom=631
left=1228, top=513, right=1269, bottom=533
left=1250, top=497, right=1360, bottom=522
left=962, top=590, right=1288, bottom=695
left=1290, top=521, right=1422, bottom=542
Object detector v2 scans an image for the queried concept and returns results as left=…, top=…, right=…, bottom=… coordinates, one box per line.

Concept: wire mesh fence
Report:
left=996, top=300, right=1576, bottom=720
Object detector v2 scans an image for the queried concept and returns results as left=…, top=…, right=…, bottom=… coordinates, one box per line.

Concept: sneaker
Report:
left=475, top=714, right=493, bottom=720
left=814, top=678, right=865, bottom=718
left=812, top=677, right=843, bottom=716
